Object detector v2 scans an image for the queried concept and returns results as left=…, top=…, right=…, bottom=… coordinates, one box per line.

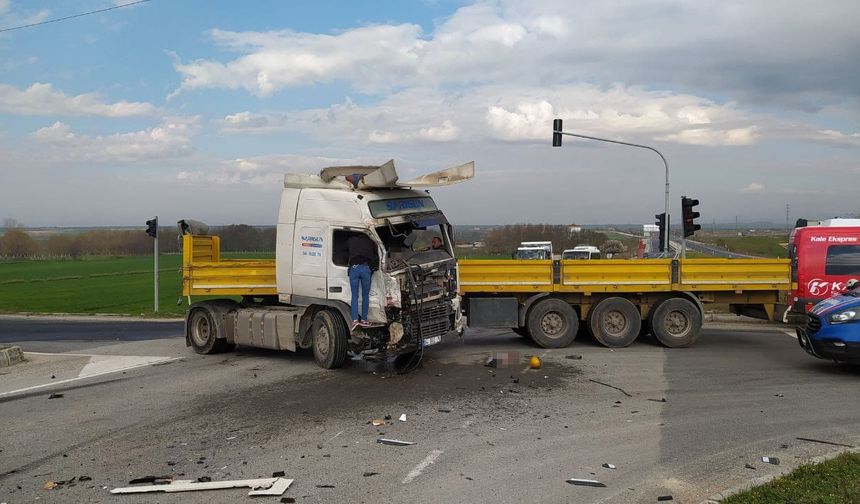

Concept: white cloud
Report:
left=659, top=127, right=759, bottom=147
left=740, top=182, right=765, bottom=193
left=0, top=0, right=9, bottom=16
left=30, top=117, right=198, bottom=163
left=0, top=83, right=158, bottom=117
left=176, top=154, right=372, bottom=186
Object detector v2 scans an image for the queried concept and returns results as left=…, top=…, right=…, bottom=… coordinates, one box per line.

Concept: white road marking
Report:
left=783, top=330, right=797, bottom=339
left=401, top=449, right=444, bottom=484
left=0, top=354, right=179, bottom=398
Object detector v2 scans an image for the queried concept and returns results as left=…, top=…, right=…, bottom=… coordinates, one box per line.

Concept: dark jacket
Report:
left=347, top=234, right=378, bottom=269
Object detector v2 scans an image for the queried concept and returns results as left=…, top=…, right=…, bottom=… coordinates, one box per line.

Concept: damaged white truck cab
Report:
left=183, top=160, right=473, bottom=369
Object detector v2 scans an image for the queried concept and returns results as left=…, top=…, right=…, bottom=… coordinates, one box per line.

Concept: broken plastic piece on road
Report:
left=111, top=477, right=293, bottom=495
left=128, top=475, right=173, bottom=485
left=281, top=498, right=296, bottom=504
left=657, top=496, right=674, bottom=501
left=744, top=463, right=756, bottom=470
left=196, top=476, right=211, bottom=483
left=377, top=438, right=415, bottom=446
left=371, top=419, right=385, bottom=426
left=438, top=408, right=452, bottom=413
left=272, top=471, right=286, bottom=478
left=647, top=398, right=667, bottom=403
left=484, top=357, right=498, bottom=368
left=362, top=472, right=380, bottom=477
left=566, top=478, right=606, bottom=487
left=761, top=456, right=780, bottom=465
left=602, top=463, right=616, bottom=469
left=315, top=484, right=336, bottom=488
left=565, top=354, right=583, bottom=360
left=399, top=413, right=407, bottom=422
left=48, top=393, right=64, bottom=399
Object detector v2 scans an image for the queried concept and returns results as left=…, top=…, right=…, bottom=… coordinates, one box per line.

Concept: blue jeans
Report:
left=348, top=264, right=372, bottom=321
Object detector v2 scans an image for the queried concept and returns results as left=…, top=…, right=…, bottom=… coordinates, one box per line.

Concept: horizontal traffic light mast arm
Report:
left=553, top=126, right=671, bottom=255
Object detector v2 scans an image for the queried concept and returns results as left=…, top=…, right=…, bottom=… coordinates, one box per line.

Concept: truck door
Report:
left=328, top=229, right=386, bottom=322
left=291, top=224, right=328, bottom=298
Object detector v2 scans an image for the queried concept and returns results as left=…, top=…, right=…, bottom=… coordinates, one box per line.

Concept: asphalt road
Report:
left=1, top=319, right=858, bottom=504
left=0, top=316, right=182, bottom=352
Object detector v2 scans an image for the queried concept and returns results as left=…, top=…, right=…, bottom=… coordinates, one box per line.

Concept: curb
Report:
left=0, top=345, right=25, bottom=367
left=702, top=446, right=860, bottom=503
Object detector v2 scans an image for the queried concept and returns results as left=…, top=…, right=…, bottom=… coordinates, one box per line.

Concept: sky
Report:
left=0, top=0, right=858, bottom=228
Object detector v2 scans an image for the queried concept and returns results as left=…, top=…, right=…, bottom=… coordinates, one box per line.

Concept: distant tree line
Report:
left=484, top=224, right=627, bottom=256
left=0, top=220, right=276, bottom=259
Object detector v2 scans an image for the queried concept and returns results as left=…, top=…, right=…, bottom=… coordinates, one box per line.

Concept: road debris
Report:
left=744, top=463, right=756, bottom=470
left=589, top=379, right=632, bottom=398
left=281, top=498, right=296, bottom=503
left=378, top=438, right=415, bottom=446
left=484, top=357, right=498, bottom=368
left=761, top=456, right=780, bottom=465
left=438, top=408, right=452, bottom=413
left=272, top=471, right=286, bottom=477
left=48, top=393, right=64, bottom=399
left=774, top=393, right=784, bottom=398
left=647, top=398, right=667, bottom=403
left=371, top=419, right=385, bottom=426
left=529, top=355, right=542, bottom=369
left=197, top=476, right=211, bottom=483
left=796, top=437, right=856, bottom=448
left=657, top=496, right=674, bottom=501
left=565, top=354, right=583, bottom=360
left=128, top=475, right=173, bottom=485
left=399, top=413, right=407, bottom=422
left=362, top=472, right=380, bottom=477
left=111, top=477, right=292, bottom=495
left=602, top=463, right=616, bottom=469
left=43, top=481, right=58, bottom=490
left=315, top=484, right=335, bottom=488
left=566, top=478, right=606, bottom=487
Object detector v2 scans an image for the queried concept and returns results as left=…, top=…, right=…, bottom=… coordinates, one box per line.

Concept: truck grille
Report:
left=404, top=300, right=453, bottom=342
left=807, top=314, right=822, bottom=334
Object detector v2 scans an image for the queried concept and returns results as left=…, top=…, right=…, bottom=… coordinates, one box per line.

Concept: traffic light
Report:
left=681, top=196, right=701, bottom=238
left=552, top=118, right=563, bottom=147
left=655, top=213, right=667, bottom=252
left=145, top=217, right=158, bottom=238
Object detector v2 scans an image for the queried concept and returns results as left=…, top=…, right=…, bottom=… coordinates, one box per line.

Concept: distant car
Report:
left=562, top=246, right=601, bottom=260
left=515, top=246, right=551, bottom=260
left=797, top=288, right=860, bottom=364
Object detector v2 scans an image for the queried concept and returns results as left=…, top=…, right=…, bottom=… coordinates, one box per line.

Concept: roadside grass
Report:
left=696, top=235, right=789, bottom=258
left=0, top=253, right=272, bottom=317
left=723, top=452, right=860, bottom=504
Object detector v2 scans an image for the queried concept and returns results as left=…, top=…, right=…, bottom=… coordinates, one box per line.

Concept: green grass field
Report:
left=696, top=234, right=789, bottom=258
left=723, top=452, right=860, bottom=503
left=0, top=253, right=271, bottom=317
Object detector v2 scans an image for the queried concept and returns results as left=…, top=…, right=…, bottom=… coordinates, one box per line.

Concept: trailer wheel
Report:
left=526, top=299, right=578, bottom=348
left=650, top=298, right=702, bottom=348
left=311, top=310, right=348, bottom=369
left=188, top=307, right=231, bottom=354
left=589, top=297, right=641, bottom=348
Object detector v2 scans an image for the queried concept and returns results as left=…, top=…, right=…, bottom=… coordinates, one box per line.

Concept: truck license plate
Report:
left=422, top=335, right=442, bottom=347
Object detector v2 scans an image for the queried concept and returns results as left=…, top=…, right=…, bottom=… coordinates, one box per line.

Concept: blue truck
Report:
left=797, top=290, right=860, bottom=363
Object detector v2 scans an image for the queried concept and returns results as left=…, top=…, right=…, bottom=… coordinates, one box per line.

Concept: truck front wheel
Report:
left=589, top=297, right=641, bottom=348
left=650, top=298, right=701, bottom=348
left=526, top=299, right=578, bottom=348
left=188, top=307, right=232, bottom=354
left=311, top=310, right=348, bottom=369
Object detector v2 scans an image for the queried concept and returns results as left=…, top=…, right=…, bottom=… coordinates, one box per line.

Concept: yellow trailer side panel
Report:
left=182, top=235, right=276, bottom=297
left=457, top=259, right=553, bottom=293
left=559, top=259, right=672, bottom=293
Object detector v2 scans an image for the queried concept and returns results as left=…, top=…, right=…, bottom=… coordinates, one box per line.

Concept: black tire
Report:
left=588, top=297, right=641, bottom=348
left=188, top=307, right=231, bottom=354
left=650, top=298, right=702, bottom=348
left=311, top=310, right=349, bottom=369
left=512, top=327, right=532, bottom=340
left=526, top=299, right=578, bottom=348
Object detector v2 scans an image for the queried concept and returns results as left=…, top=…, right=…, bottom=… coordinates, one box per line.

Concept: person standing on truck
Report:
left=347, top=233, right=378, bottom=329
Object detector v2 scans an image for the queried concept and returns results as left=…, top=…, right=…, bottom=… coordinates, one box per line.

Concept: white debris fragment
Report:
left=399, top=413, right=407, bottom=422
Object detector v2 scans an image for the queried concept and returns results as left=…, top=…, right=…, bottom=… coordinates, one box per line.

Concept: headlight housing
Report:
left=830, top=310, right=859, bottom=323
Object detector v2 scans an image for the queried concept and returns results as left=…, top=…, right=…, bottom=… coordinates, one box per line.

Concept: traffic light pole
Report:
left=553, top=128, right=670, bottom=256
left=153, top=216, right=159, bottom=313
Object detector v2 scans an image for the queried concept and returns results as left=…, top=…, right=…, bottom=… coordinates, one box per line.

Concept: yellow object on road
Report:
left=529, top=355, right=542, bottom=369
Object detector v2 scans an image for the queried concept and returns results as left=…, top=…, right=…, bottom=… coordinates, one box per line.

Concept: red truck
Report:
left=787, top=219, right=860, bottom=320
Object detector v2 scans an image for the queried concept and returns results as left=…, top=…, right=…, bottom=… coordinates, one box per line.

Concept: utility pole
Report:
left=785, top=204, right=790, bottom=234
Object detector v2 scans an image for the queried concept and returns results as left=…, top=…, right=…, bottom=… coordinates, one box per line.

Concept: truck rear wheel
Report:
left=526, top=299, right=578, bottom=348
left=589, top=297, right=641, bottom=348
left=311, top=310, right=348, bottom=369
left=650, top=298, right=701, bottom=348
left=188, top=307, right=232, bottom=354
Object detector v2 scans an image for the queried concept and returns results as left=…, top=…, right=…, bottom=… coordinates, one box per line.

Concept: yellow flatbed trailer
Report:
left=458, top=258, right=792, bottom=348
left=181, top=236, right=792, bottom=349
